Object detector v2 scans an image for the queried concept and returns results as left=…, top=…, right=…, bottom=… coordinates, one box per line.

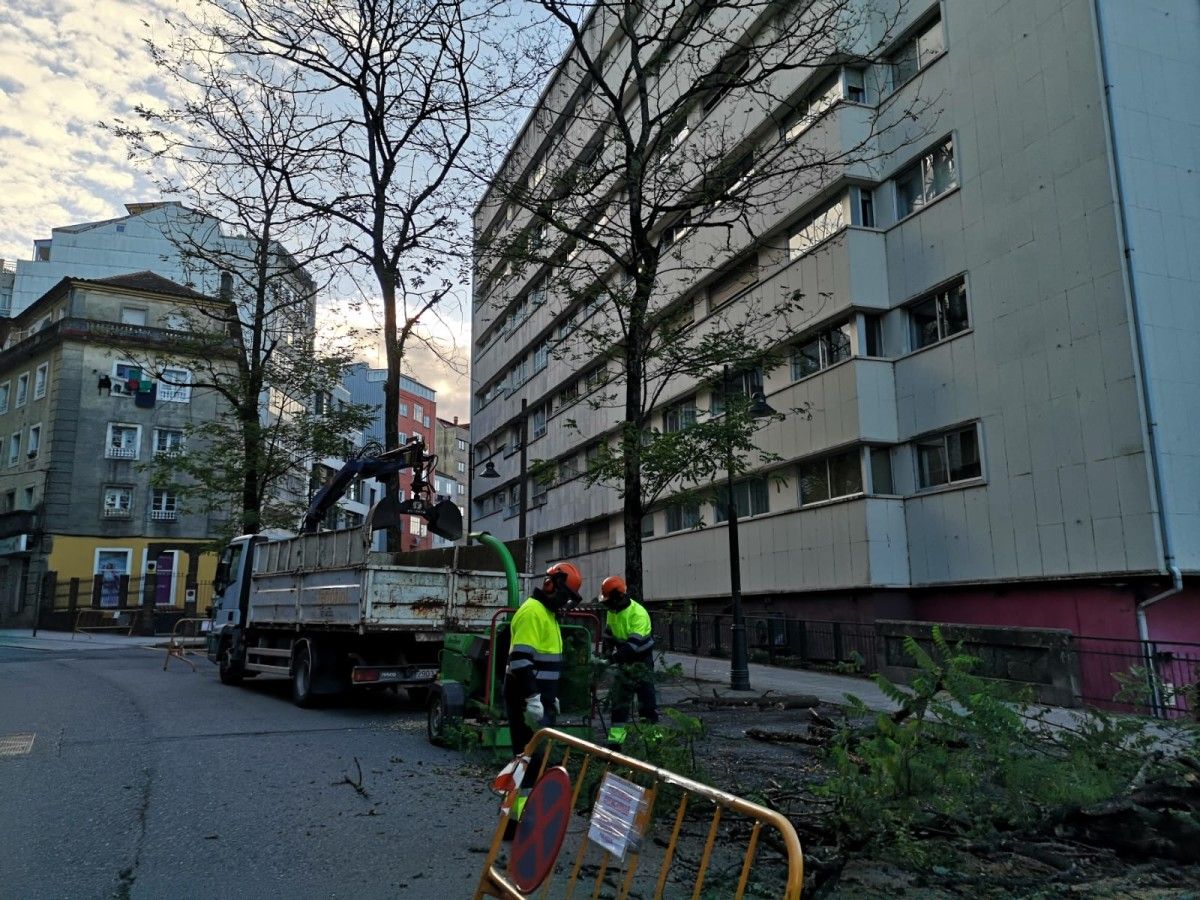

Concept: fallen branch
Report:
left=333, top=756, right=369, bottom=799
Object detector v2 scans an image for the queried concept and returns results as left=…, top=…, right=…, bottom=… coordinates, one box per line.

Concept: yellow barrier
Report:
left=162, top=617, right=212, bottom=671
left=73, top=608, right=136, bottom=638
left=474, top=728, right=804, bottom=899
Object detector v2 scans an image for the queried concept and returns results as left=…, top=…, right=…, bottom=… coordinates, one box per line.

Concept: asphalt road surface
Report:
left=0, top=636, right=498, bottom=899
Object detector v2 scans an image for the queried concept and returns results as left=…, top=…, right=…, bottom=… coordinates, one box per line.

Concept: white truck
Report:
left=205, top=440, right=524, bottom=706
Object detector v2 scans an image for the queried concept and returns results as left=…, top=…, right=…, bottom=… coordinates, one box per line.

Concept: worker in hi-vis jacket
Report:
left=599, top=575, right=659, bottom=746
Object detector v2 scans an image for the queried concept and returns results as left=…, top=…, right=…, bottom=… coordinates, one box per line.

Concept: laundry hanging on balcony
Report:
left=134, top=382, right=158, bottom=408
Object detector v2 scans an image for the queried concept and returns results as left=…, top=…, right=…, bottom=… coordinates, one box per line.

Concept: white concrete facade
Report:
left=470, top=0, right=1200, bottom=618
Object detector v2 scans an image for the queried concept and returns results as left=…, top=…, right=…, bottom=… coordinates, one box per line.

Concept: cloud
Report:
left=0, top=0, right=477, bottom=424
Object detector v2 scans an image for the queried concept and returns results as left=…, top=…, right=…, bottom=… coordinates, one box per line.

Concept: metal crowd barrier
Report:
left=162, top=617, right=213, bottom=671
left=474, top=728, right=804, bottom=899
left=72, top=608, right=137, bottom=638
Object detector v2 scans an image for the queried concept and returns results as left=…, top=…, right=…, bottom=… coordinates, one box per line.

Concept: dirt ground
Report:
left=656, top=678, right=1200, bottom=899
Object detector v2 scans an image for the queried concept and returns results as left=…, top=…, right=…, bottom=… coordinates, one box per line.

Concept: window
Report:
left=0, top=382, right=9, bottom=414
left=559, top=453, right=580, bottom=481
left=789, top=197, right=846, bottom=258
left=533, top=341, right=549, bottom=373
left=531, top=478, right=548, bottom=507
left=558, top=382, right=579, bottom=408
left=347, top=480, right=362, bottom=502
left=799, top=449, right=863, bottom=505
left=864, top=315, right=884, bottom=357
left=583, top=366, right=606, bottom=393
left=423, top=415, right=431, bottom=429
left=160, top=368, right=192, bottom=403
left=399, top=402, right=410, bottom=417
left=151, top=489, right=178, bottom=520
left=34, top=363, right=48, bottom=400
left=153, top=428, right=184, bottom=456
left=110, top=362, right=147, bottom=397
left=3, top=491, right=13, bottom=512
left=26, top=424, right=40, bottom=458
left=456, top=438, right=468, bottom=453
left=560, top=530, right=580, bottom=557
left=663, top=398, right=697, bottom=433
left=916, top=425, right=982, bottom=489
left=414, top=404, right=424, bottom=421
left=895, top=138, right=957, bottom=218
left=106, top=423, right=141, bottom=460
left=845, top=67, right=866, bottom=103
left=714, top=477, right=770, bottom=522
left=792, top=321, right=853, bottom=379
left=702, top=53, right=750, bottom=114
left=909, top=278, right=969, bottom=349
left=531, top=404, right=548, bottom=440
left=104, top=486, right=132, bottom=518
left=782, top=72, right=841, bottom=141
left=22, top=487, right=34, bottom=510
left=708, top=259, right=759, bottom=310
left=870, top=447, right=895, bottom=494
left=711, top=367, right=764, bottom=416
left=853, top=186, right=875, bottom=227
left=15, top=373, right=28, bottom=408
left=889, top=15, right=945, bottom=89
left=120, top=307, right=148, bottom=326
left=641, top=513, right=655, bottom=538
left=665, top=502, right=701, bottom=533
left=456, top=460, right=466, bottom=474
left=7, top=433, right=19, bottom=466
left=659, top=214, right=692, bottom=250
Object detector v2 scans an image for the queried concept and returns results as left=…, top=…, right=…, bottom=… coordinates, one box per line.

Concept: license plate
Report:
left=414, top=668, right=438, bottom=681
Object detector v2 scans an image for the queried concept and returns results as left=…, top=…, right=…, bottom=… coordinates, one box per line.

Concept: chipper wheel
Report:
left=427, top=682, right=467, bottom=747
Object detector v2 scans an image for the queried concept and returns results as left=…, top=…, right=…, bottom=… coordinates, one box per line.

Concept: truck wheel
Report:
left=218, top=643, right=244, bottom=685
left=292, top=643, right=316, bottom=708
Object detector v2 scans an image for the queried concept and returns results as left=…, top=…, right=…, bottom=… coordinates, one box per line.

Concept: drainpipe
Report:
left=1092, top=1, right=1185, bottom=716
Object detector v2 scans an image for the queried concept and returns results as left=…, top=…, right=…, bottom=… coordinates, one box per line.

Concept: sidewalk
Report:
left=0, top=628, right=165, bottom=651
left=663, top=651, right=899, bottom=712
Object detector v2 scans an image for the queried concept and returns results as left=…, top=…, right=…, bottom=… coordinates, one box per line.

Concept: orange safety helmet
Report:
left=545, top=562, right=583, bottom=594
left=600, top=575, right=627, bottom=598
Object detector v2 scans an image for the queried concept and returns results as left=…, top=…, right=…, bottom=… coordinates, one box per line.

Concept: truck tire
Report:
left=218, top=642, right=244, bottom=685
left=292, top=642, right=316, bottom=708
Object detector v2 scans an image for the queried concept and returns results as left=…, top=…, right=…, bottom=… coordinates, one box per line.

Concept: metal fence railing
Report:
left=655, top=612, right=1200, bottom=720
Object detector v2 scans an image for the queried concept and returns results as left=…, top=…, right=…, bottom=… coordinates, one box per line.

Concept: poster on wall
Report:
left=96, top=550, right=130, bottom=608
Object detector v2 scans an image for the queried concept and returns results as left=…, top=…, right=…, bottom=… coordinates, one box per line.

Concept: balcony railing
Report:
left=106, top=446, right=137, bottom=460
left=103, top=506, right=131, bottom=518
left=150, top=509, right=178, bottom=521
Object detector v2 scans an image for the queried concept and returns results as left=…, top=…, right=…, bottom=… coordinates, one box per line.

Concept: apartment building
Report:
left=470, top=0, right=1199, bottom=646
left=0, top=273, right=239, bottom=624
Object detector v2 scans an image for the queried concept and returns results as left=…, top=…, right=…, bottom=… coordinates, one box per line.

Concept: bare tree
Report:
left=110, top=50, right=370, bottom=536
left=475, top=0, right=931, bottom=595
left=150, top=0, right=542, bottom=551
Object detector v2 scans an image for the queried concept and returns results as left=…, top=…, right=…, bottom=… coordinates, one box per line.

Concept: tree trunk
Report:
left=240, top=408, right=262, bottom=534
left=380, top=272, right=402, bottom=553
left=622, top=315, right=646, bottom=600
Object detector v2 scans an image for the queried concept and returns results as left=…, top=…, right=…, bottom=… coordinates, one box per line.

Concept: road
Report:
left=0, top=634, right=497, bottom=899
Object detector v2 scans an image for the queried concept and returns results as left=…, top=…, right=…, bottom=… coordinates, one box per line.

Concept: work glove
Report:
left=524, top=694, right=544, bottom=728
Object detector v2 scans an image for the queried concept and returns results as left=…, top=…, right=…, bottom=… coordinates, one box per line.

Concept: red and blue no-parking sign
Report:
left=509, top=766, right=572, bottom=892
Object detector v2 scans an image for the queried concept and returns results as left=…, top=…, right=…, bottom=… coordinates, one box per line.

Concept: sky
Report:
left=0, top=0, right=475, bottom=422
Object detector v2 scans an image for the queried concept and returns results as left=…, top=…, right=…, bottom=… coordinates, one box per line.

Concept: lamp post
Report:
left=517, top=398, right=528, bottom=542
left=723, top=365, right=776, bottom=692
left=467, top=456, right=500, bottom=538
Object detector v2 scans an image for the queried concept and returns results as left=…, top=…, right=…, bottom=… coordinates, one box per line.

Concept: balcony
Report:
left=0, top=507, right=38, bottom=538
left=103, top=506, right=132, bottom=519
left=150, top=509, right=178, bottom=521
left=106, top=446, right=137, bottom=460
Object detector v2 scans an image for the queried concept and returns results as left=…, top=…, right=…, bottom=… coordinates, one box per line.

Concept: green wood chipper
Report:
left=425, top=533, right=599, bottom=757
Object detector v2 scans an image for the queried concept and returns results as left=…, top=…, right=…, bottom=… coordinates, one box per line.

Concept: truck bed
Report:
left=245, top=528, right=525, bottom=632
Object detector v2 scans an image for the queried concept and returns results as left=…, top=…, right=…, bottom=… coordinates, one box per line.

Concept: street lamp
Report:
left=723, top=365, right=776, bottom=692
left=466, top=457, right=500, bottom=538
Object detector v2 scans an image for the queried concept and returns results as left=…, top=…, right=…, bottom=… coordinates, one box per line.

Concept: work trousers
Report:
left=609, top=660, right=659, bottom=726
left=503, top=672, right=557, bottom=756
